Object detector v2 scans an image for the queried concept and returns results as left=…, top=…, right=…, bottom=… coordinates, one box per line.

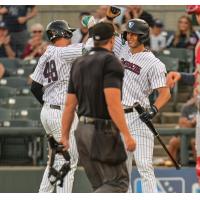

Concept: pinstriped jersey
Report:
left=30, top=43, right=84, bottom=106
left=114, top=37, right=167, bottom=108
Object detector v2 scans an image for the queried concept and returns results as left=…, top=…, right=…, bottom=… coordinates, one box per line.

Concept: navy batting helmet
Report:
left=124, top=19, right=149, bottom=44
left=46, top=20, right=76, bottom=41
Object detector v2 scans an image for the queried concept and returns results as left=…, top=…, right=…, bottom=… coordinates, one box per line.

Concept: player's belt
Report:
left=50, top=104, right=61, bottom=110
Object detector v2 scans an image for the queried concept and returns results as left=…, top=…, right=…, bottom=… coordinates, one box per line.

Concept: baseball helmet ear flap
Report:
left=138, top=31, right=149, bottom=44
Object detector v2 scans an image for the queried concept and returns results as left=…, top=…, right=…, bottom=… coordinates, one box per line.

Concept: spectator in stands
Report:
left=121, top=6, right=154, bottom=29
left=0, top=62, right=5, bottom=79
left=150, top=19, right=167, bottom=52
left=165, top=95, right=197, bottom=166
left=71, top=12, right=91, bottom=44
left=95, top=5, right=109, bottom=21
left=21, top=23, right=47, bottom=60
left=0, top=5, right=37, bottom=57
left=166, top=15, right=199, bottom=49
left=0, top=21, right=15, bottom=58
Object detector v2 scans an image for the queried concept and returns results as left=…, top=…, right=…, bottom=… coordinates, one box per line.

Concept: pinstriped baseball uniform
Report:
left=30, top=43, right=86, bottom=193
left=114, top=37, right=167, bottom=193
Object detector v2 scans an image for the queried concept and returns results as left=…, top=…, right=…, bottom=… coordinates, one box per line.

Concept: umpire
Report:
left=60, top=22, right=136, bottom=192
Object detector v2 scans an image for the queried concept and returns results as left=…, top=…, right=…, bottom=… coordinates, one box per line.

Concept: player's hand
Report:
left=59, top=136, right=69, bottom=151
left=166, top=71, right=181, bottom=88
left=139, top=105, right=158, bottom=123
left=124, top=134, right=136, bottom=152
left=106, top=6, right=121, bottom=20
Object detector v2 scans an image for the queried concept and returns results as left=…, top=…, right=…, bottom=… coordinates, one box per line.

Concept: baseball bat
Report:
left=133, top=102, right=181, bottom=170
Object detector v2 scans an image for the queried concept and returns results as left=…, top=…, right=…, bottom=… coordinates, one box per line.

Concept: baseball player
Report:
left=113, top=19, right=171, bottom=192
left=30, top=20, right=92, bottom=193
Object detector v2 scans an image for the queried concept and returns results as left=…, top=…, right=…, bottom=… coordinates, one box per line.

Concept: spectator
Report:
left=150, top=19, right=167, bottom=52
left=0, top=5, right=37, bottom=57
left=95, top=5, right=109, bottom=21
left=0, top=62, right=5, bottom=79
left=166, top=15, right=199, bottom=49
left=21, top=23, right=47, bottom=60
left=165, top=95, right=197, bottom=166
left=121, top=6, right=154, bottom=29
left=71, top=12, right=91, bottom=44
left=0, top=21, right=15, bottom=58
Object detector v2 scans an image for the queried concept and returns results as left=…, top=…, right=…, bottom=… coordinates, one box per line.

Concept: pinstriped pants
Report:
left=39, top=103, right=78, bottom=193
left=125, top=111, right=158, bottom=193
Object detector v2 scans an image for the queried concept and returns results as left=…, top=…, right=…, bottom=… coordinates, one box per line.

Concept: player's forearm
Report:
left=61, top=107, right=75, bottom=140
left=154, top=87, right=171, bottom=110
left=61, top=94, right=77, bottom=140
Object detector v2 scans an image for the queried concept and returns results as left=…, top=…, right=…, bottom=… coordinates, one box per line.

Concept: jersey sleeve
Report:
left=30, top=54, right=46, bottom=85
left=60, top=43, right=83, bottom=62
left=113, top=36, right=123, bottom=57
left=148, top=60, right=167, bottom=90
left=103, top=55, right=124, bottom=89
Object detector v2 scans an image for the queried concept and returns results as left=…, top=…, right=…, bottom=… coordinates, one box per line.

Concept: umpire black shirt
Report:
left=68, top=47, right=124, bottom=119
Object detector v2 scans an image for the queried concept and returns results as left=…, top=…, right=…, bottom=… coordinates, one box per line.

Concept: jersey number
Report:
left=43, top=60, right=58, bottom=83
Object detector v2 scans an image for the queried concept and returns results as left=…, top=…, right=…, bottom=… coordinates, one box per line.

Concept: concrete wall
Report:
left=27, top=5, right=187, bottom=31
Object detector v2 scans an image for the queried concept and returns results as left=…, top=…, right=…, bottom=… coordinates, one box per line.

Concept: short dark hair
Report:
left=94, top=38, right=111, bottom=47
left=79, top=12, right=91, bottom=18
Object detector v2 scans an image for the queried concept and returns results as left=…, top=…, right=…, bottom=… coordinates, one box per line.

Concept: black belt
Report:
left=79, top=116, right=111, bottom=125
left=50, top=104, right=61, bottom=110
left=124, top=107, right=134, bottom=113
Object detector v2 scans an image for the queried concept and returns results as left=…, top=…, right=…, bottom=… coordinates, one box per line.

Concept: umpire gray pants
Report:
left=75, top=122, right=129, bottom=193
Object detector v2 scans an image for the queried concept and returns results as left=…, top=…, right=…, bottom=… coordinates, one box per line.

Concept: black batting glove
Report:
left=139, top=105, right=158, bottom=123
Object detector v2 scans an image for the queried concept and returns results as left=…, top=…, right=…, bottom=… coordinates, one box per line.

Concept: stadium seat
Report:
left=0, top=86, right=17, bottom=98
left=0, top=119, right=36, bottom=127
left=15, top=108, right=41, bottom=121
left=0, top=107, right=13, bottom=121
left=0, top=58, right=21, bottom=76
left=0, top=77, right=28, bottom=88
left=161, top=48, right=194, bottom=72
left=0, top=96, right=41, bottom=109
left=157, top=55, right=179, bottom=72
left=16, top=67, right=34, bottom=77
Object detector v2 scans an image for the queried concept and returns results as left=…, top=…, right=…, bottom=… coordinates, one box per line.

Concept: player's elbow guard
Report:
left=31, top=81, right=44, bottom=105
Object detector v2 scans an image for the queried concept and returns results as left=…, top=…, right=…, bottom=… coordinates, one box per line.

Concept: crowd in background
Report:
left=0, top=5, right=199, bottom=167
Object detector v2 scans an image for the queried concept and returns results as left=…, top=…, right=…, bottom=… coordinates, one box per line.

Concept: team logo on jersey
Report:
left=128, top=21, right=135, bottom=29
left=121, top=58, right=141, bottom=75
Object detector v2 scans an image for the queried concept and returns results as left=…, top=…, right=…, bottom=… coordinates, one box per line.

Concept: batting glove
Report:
left=139, top=105, right=158, bottom=123
left=106, top=6, right=121, bottom=20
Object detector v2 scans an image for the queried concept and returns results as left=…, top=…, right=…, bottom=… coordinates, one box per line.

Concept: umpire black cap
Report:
left=92, top=22, right=115, bottom=41
left=125, top=19, right=149, bottom=44
left=46, top=20, right=76, bottom=41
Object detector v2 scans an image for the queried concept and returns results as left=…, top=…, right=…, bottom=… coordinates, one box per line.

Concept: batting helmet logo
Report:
left=128, top=21, right=135, bottom=29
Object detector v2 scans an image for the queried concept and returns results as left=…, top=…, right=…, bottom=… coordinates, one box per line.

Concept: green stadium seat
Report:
left=157, top=55, right=179, bottom=72
left=0, top=119, right=36, bottom=127
left=0, top=57, right=20, bottom=69
left=0, top=96, right=41, bottom=109
left=0, top=86, right=17, bottom=98
left=161, top=48, right=194, bottom=72
left=16, top=67, right=34, bottom=77
left=0, top=107, right=13, bottom=121
left=0, top=77, right=28, bottom=88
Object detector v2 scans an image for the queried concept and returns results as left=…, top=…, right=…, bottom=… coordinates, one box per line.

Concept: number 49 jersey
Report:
left=30, top=43, right=83, bottom=106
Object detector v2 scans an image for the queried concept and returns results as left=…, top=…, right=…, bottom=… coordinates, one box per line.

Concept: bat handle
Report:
left=133, top=102, right=145, bottom=114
